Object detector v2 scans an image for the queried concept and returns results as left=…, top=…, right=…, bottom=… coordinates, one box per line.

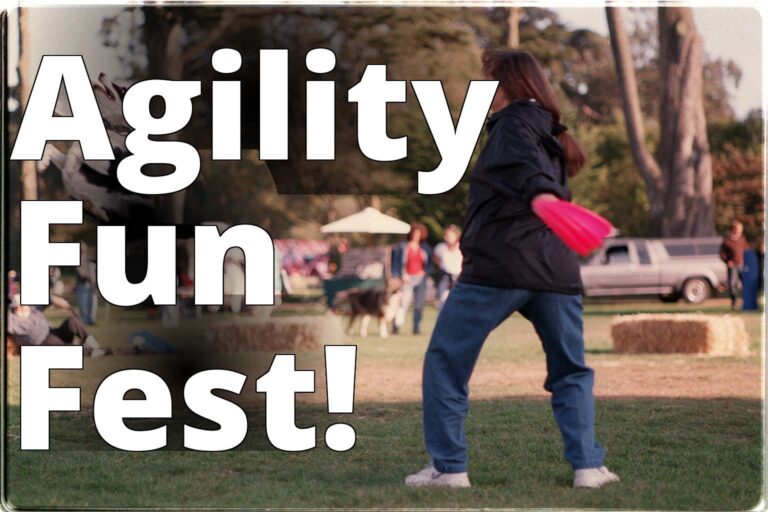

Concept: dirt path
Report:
left=354, top=358, right=762, bottom=403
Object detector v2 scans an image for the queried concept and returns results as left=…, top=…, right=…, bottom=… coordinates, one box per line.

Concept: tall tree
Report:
left=507, top=7, right=521, bottom=47
left=656, top=7, right=715, bottom=236
left=142, top=8, right=236, bottom=224
left=18, top=8, right=37, bottom=201
left=606, top=6, right=715, bottom=236
left=606, top=7, right=663, bottom=232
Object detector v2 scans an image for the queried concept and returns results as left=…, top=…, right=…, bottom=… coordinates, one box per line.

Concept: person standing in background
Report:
left=432, top=225, right=463, bottom=309
left=328, top=238, right=348, bottom=275
left=7, top=270, right=19, bottom=300
left=49, top=267, right=64, bottom=297
left=392, top=222, right=431, bottom=335
left=720, top=220, right=750, bottom=310
left=46, top=266, right=73, bottom=311
left=223, top=248, right=246, bottom=314
left=274, top=243, right=285, bottom=308
left=75, top=243, right=98, bottom=325
left=249, top=242, right=285, bottom=318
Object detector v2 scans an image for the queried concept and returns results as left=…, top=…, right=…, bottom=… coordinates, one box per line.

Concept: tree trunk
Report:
left=606, top=7, right=715, bottom=237
left=141, top=10, right=179, bottom=223
left=507, top=7, right=521, bottom=48
left=144, top=14, right=190, bottom=224
left=18, top=8, right=37, bottom=200
left=606, top=7, right=664, bottom=233
left=158, top=20, right=188, bottom=224
left=143, top=9, right=236, bottom=224
left=657, top=7, right=716, bottom=236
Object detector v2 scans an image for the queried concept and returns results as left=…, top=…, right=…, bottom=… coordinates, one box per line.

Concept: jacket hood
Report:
left=487, top=99, right=555, bottom=137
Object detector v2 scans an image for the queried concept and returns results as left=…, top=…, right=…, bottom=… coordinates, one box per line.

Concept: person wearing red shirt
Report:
left=392, top=222, right=432, bottom=335
left=719, top=220, right=750, bottom=309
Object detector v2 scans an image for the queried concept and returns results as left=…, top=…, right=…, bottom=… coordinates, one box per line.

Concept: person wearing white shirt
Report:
left=432, top=225, right=463, bottom=309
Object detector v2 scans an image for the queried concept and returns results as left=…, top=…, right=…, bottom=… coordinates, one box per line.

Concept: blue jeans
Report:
left=75, top=283, right=95, bottom=324
left=727, top=266, right=742, bottom=307
left=423, top=282, right=605, bottom=473
left=395, top=274, right=428, bottom=333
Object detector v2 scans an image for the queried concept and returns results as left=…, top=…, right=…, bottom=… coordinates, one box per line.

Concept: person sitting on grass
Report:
left=7, top=294, right=111, bottom=357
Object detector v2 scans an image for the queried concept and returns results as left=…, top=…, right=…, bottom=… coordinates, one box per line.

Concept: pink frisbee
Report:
left=532, top=198, right=614, bottom=256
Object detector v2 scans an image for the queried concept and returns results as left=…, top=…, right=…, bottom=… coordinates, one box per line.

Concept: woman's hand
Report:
left=531, top=193, right=559, bottom=215
left=532, top=193, right=559, bottom=205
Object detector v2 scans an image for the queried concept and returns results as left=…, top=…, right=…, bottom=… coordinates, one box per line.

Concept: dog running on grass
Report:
left=36, top=73, right=155, bottom=225
left=332, top=278, right=402, bottom=338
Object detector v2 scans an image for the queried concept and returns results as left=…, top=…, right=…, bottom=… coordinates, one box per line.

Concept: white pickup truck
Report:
left=580, top=237, right=728, bottom=304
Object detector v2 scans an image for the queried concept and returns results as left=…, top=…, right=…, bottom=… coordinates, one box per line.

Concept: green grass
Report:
left=4, top=298, right=764, bottom=509
left=4, top=398, right=762, bottom=510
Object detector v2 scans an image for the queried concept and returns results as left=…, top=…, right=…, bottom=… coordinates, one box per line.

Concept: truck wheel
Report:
left=659, top=292, right=680, bottom=303
left=682, top=278, right=711, bottom=304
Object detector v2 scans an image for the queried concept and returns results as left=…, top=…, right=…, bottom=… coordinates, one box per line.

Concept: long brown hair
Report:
left=407, top=221, right=428, bottom=242
left=482, top=49, right=586, bottom=177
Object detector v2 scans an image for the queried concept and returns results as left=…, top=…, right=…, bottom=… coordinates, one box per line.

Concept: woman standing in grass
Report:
left=405, top=50, right=618, bottom=489
left=393, top=222, right=432, bottom=335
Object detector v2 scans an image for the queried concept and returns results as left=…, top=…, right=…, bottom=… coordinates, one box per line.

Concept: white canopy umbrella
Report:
left=320, top=207, right=410, bottom=235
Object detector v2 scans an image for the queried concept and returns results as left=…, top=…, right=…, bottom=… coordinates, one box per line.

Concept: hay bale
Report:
left=611, top=314, right=749, bottom=356
left=208, top=314, right=347, bottom=352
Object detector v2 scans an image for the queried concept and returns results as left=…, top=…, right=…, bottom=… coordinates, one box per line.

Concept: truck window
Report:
left=664, top=243, right=696, bottom=257
left=697, top=243, right=721, bottom=255
left=636, top=242, right=651, bottom=264
left=603, top=245, right=630, bottom=264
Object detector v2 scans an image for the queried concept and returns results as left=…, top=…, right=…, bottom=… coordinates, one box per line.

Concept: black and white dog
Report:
left=37, top=73, right=154, bottom=225
left=332, top=278, right=402, bottom=338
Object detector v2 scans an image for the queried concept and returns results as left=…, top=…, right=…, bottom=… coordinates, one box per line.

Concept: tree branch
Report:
left=606, top=7, right=664, bottom=199
left=180, top=10, right=237, bottom=64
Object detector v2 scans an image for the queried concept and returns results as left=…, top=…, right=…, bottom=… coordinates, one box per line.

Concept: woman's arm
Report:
left=482, top=117, right=571, bottom=205
left=532, top=192, right=559, bottom=204
left=719, top=241, right=731, bottom=265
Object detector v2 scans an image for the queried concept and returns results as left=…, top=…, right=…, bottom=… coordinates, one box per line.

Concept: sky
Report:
left=6, top=5, right=764, bottom=118
left=556, top=7, right=762, bottom=118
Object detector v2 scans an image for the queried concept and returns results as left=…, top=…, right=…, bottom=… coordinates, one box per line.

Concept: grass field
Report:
left=3, top=298, right=765, bottom=509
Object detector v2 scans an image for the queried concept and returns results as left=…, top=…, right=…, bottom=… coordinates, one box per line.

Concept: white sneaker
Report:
left=405, top=464, right=471, bottom=488
left=131, top=335, right=147, bottom=352
left=573, top=466, right=620, bottom=488
left=90, top=348, right=107, bottom=358
left=84, top=335, right=101, bottom=350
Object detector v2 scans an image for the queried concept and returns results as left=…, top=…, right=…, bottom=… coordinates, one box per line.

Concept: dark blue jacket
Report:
left=458, top=100, right=582, bottom=294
